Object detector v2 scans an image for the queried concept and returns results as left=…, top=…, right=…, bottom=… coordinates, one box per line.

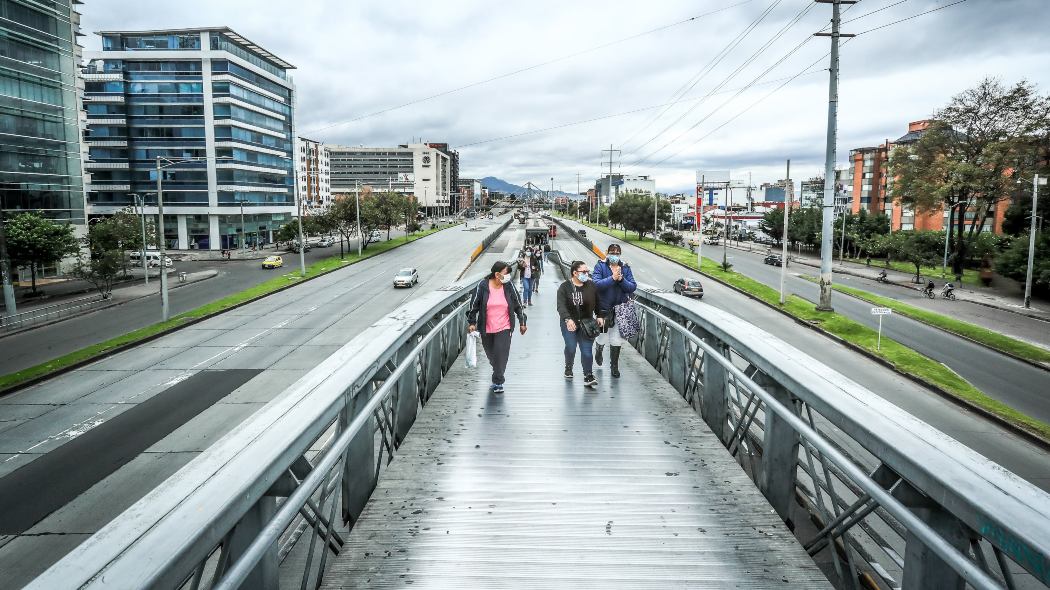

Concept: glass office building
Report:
left=0, top=0, right=86, bottom=226
left=83, top=28, right=296, bottom=250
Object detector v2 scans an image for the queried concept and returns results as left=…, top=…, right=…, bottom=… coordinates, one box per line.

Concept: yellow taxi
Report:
left=688, top=238, right=700, bottom=246
left=262, top=255, right=283, bottom=269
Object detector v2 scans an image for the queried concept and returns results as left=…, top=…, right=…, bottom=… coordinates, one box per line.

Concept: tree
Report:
left=832, top=209, right=891, bottom=258
left=69, top=250, right=124, bottom=298
left=6, top=212, right=80, bottom=294
left=881, top=231, right=946, bottom=283
left=324, top=194, right=360, bottom=258
left=996, top=232, right=1049, bottom=293
left=659, top=231, right=683, bottom=247
left=274, top=222, right=299, bottom=244
left=86, top=208, right=157, bottom=277
left=356, top=193, right=387, bottom=250
left=890, top=77, right=1050, bottom=276
left=758, top=208, right=785, bottom=243
left=608, top=191, right=672, bottom=240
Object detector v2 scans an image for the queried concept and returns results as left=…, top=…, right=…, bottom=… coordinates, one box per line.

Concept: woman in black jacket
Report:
left=467, top=261, right=527, bottom=394
left=556, top=260, right=604, bottom=388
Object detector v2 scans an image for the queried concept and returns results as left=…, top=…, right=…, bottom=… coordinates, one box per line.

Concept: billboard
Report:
left=397, top=172, right=415, bottom=182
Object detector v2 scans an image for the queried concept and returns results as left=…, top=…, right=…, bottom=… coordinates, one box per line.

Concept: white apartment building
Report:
left=594, top=174, right=656, bottom=205
left=328, top=143, right=452, bottom=214
left=296, top=137, right=330, bottom=211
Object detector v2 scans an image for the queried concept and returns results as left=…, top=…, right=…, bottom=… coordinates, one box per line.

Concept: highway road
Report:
left=552, top=218, right=1050, bottom=496
left=0, top=215, right=505, bottom=588
left=0, top=224, right=455, bottom=377
left=557, top=221, right=1050, bottom=428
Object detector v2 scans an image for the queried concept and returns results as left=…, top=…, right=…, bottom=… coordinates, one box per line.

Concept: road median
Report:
left=558, top=217, right=1050, bottom=445
left=0, top=224, right=459, bottom=397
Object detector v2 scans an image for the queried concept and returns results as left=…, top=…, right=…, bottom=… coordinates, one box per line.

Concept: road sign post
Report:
left=871, top=307, right=892, bottom=350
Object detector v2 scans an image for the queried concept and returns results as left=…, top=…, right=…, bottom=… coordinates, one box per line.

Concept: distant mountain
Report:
left=480, top=176, right=581, bottom=200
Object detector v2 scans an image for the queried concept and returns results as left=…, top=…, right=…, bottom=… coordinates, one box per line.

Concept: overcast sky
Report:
left=81, top=0, right=1050, bottom=194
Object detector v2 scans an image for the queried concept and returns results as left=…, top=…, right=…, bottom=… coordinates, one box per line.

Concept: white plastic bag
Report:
left=465, top=331, right=481, bottom=368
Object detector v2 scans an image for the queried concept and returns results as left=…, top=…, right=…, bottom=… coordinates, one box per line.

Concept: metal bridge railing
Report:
left=547, top=250, right=1050, bottom=590
left=1, top=292, right=111, bottom=331
left=26, top=276, right=479, bottom=590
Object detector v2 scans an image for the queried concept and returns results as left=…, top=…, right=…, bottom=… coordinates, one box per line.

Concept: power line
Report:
left=615, top=0, right=783, bottom=153
left=637, top=0, right=970, bottom=171
left=303, top=0, right=755, bottom=136
left=625, top=1, right=821, bottom=168
left=452, top=70, right=824, bottom=149
left=842, top=0, right=910, bottom=24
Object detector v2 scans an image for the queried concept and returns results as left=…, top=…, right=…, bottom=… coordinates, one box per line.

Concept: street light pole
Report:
left=355, top=180, right=362, bottom=257
left=295, top=186, right=306, bottom=278
left=780, top=161, right=791, bottom=304
left=238, top=198, right=245, bottom=253
left=0, top=208, right=16, bottom=318
left=155, top=156, right=169, bottom=322
left=1025, top=174, right=1047, bottom=308
left=135, top=194, right=148, bottom=285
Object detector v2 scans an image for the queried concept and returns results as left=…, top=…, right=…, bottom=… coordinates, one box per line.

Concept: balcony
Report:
left=84, top=162, right=130, bottom=170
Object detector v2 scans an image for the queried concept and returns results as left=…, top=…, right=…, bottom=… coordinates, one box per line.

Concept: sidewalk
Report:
left=0, top=270, right=218, bottom=338
left=718, top=238, right=1050, bottom=320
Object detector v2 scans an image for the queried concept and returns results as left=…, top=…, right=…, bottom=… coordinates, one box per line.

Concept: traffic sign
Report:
left=871, top=307, right=892, bottom=315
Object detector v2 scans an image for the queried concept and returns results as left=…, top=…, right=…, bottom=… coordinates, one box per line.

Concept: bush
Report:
left=659, top=231, right=684, bottom=247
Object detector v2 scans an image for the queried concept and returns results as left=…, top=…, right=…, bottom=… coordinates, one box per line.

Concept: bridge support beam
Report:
left=756, top=376, right=799, bottom=528
left=701, top=340, right=729, bottom=444
left=341, top=384, right=376, bottom=529
left=897, top=482, right=970, bottom=590
left=642, top=312, right=660, bottom=366
left=227, top=496, right=278, bottom=590
left=666, top=326, right=687, bottom=395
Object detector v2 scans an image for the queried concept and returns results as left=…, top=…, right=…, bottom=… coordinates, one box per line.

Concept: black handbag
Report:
left=572, top=286, right=600, bottom=339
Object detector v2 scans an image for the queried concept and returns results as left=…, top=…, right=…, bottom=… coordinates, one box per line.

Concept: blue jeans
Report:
left=560, top=320, right=594, bottom=374
left=521, top=277, right=534, bottom=304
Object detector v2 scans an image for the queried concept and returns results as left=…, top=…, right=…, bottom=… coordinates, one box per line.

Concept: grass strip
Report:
left=567, top=218, right=1050, bottom=440
left=846, top=258, right=982, bottom=286
left=813, top=281, right=1050, bottom=363
left=0, top=224, right=457, bottom=393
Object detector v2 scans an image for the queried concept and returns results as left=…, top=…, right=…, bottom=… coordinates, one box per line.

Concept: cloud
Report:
left=81, top=0, right=1050, bottom=193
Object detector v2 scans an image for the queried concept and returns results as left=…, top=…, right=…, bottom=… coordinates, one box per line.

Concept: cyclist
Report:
left=941, top=282, right=956, bottom=299
left=923, top=280, right=935, bottom=297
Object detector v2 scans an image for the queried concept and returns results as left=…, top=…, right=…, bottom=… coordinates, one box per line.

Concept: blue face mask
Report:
left=607, top=255, right=620, bottom=265
left=577, top=272, right=589, bottom=282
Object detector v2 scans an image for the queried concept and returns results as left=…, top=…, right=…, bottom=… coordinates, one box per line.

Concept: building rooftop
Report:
left=94, top=27, right=295, bottom=69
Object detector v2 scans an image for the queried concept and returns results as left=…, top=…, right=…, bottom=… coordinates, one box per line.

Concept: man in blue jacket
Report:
left=592, top=243, right=637, bottom=378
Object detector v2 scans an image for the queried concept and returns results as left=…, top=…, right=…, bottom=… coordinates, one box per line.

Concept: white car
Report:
left=129, top=251, right=173, bottom=268
left=369, top=230, right=384, bottom=242
left=393, top=267, right=418, bottom=288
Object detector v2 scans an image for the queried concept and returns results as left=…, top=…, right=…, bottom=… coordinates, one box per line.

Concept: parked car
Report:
left=673, top=278, right=704, bottom=298
left=262, top=255, right=283, bottom=269
left=703, top=237, right=720, bottom=246
left=316, top=237, right=334, bottom=247
left=369, top=230, right=384, bottom=242
left=763, top=254, right=783, bottom=267
left=129, top=251, right=173, bottom=268
left=393, top=267, right=418, bottom=288
left=577, top=229, right=587, bottom=236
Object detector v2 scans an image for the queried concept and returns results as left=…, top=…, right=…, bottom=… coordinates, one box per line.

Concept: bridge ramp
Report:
left=322, top=267, right=830, bottom=589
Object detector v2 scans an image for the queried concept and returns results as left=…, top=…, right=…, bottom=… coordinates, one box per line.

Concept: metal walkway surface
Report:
left=321, top=267, right=830, bottom=588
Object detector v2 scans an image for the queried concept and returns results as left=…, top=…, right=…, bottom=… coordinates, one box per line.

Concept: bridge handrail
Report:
left=547, top=247, right=1049, bottom=588
left=25, top=274, right=483, bottom=589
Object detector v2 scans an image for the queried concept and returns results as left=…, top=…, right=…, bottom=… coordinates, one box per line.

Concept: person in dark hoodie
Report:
left=556, top=260, right=604, bottom=388
left=591, top=243, right=637, bottom=378
left=467, top=261, right=527, bottom=394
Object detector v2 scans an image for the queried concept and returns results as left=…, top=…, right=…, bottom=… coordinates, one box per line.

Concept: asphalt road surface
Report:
left=0, top=216, right=503, bottom=588
left=553, top=219, right=1050, bottom=497
left=0, top=225, right=453, bottom=377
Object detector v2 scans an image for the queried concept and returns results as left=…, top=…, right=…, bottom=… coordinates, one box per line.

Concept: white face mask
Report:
left=498, top=273, right=510, bottom=284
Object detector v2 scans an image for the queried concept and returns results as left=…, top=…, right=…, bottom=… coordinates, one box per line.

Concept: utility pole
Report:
left=238, top=198, right=246, bottom=252
left=601, top=144, right=620, bottom=227
left=815, top=0, right=854, bottom=311
left=576, top=172, right=581, bottom=219
left=780, top=160, right=790, bottom=304
left=653, top=191, right=658, bottom=249
left=295, top=183, right=306, bottom=278
left=155, top=157, right=170, bottom=321
left=0, top=207, right=16, bottom=318
left=839, top=190, right=847, bottom=261
left=1026, top=174, right=1047, bottom=308
left=698, top=174, right=705, bottom=271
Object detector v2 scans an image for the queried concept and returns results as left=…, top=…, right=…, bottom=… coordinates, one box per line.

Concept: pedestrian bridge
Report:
left=24, top=237, right=1050, bottom=589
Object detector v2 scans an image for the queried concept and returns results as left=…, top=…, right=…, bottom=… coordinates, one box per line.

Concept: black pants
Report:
left=480, top=329, right=512, bottom=385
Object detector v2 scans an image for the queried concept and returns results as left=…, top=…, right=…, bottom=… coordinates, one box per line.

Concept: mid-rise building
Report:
left=82, top=28, right=297, bottom=250
left=593, top=174, right=655, bottom=205
left=457, top=178, right=482, bottom=210
left=328, top=143, right=453, bottom=215
left=296, top=137, right=330, bottom=212
left=1, top=0, right=87, bottom=231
